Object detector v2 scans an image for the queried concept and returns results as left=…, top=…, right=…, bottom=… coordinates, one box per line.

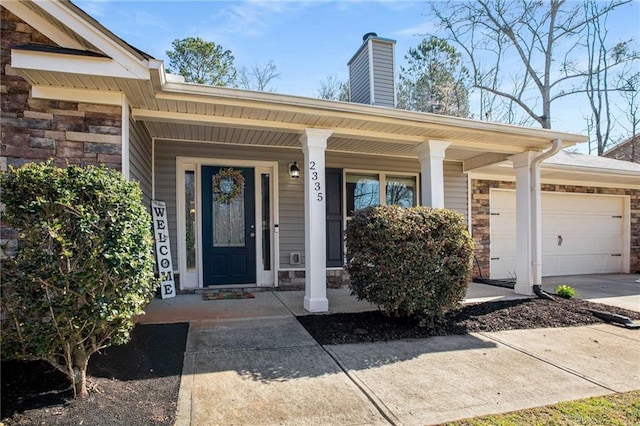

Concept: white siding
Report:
left=129, top=117, right=152, bottom=207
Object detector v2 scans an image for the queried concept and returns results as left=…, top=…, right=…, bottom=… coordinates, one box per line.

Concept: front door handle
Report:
left=250, top=225, right=255, bottom=238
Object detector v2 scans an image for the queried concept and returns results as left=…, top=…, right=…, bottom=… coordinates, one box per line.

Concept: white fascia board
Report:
left=0, top=0, right=85, bottom=50
left=542, top=163, right=640, bottom=177
left=157, top=83, right=588, bottom=145
left=32, top=85, right=123, bottom=106
left=30, top=1, right=149, bottom=80
left=12, top=49, right=145, bottom=80
left=468, top=171, right=640, bottom=190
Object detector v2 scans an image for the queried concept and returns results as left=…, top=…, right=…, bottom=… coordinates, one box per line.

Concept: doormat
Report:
left=202, top=291, right=255, bottom=301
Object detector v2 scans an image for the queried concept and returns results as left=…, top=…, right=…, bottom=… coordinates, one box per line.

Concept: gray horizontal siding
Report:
left=371, top=41, right=395, bottom=108
left=129, top=117, right=152, bottom=208
left=348, top=47, right=371, bottom=105
left=443, top=161, right=468, bottom=222
left=328, top=155, right=467, bottom=222
left=154, top=140, right=468, bottom=272
left=154, top=140, right=302, bottom=270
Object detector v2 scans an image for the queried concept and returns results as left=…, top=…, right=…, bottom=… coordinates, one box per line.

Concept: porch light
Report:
left=289, top=161, right=300, bottom=178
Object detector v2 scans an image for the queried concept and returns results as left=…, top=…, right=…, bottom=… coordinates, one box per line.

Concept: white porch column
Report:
left=300, top=128, right=333, bottom=312
left=414, top=140, right=450, bottom=208
left=509, top=151, right=538, bottom=295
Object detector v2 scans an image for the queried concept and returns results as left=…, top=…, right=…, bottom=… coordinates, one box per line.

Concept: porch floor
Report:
left=136, top=282, right=527, bottom=325
left=137, top=274, right=640, bottom=325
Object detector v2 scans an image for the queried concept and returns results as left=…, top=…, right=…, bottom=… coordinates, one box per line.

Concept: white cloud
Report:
left=207, top=0, right=314, bottom=38
left=392, top=21, right=436, bottom=38
left=74, top=0, right=109, bottom=18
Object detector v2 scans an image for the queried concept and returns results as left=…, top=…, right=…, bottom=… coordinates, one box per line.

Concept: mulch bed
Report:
left=297, top=297, right=640, bottom=345
left=1, top=297, right=639, bottom=425
left=1, top=322, right=189, bottom=426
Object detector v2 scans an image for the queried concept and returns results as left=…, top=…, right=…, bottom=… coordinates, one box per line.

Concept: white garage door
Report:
left=489, top=190, right=625, bottom=278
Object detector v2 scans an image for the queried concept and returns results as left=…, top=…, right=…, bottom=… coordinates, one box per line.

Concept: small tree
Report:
left=346, top=205, right=473, bottom=327
left=317, top=74, right=350, bottom=101
left=237, top=60, right=281, bottom=92
left=397, top=37, right=471, bottom=117
left=0, top=162, right=157, bottom=398
left=166, top=36, right=237, bottom=86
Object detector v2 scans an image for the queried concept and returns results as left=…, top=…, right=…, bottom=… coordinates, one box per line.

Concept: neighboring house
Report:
left=2, top=1, right=638, bottom=312
left=604, top=135, right=639, bottom=163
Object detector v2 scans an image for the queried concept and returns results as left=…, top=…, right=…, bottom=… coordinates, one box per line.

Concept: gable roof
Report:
left=469, top=149, right=640, bottom=189
left=604, top=134, right=639, bottom=154
left=3, top=0, right=152, bottom=79
left=6, top=0, right=593, bottom=169
left=603, top=134, right=639, bottom=163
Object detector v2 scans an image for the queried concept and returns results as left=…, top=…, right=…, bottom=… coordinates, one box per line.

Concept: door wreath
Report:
left=212, top=168, right=245, bottom=204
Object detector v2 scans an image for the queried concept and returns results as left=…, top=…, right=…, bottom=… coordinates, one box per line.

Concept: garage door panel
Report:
left=490, top=257, right=517, bottom=280
left=559, top=236, right=619, bottom=254
left=544, top=254, right=622, bottom=276
left=492, top=237, right=516, bottom=254
left=490, top=190, right=624, bottom=278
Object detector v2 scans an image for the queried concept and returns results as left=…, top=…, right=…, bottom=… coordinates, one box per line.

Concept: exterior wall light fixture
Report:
left=289, top=161, right=300, bottom=178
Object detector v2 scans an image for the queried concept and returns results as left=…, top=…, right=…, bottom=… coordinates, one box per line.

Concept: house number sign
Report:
left=309, top=161, right=323, bottom=202
left=152, top=200, right=176, bottom=299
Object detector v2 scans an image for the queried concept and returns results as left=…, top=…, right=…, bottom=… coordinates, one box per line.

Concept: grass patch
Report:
left=444, top=391, right=640, bottom=425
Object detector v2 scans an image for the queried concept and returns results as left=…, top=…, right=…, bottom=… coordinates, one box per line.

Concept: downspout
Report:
left=530, top=138, right=562, bottom=299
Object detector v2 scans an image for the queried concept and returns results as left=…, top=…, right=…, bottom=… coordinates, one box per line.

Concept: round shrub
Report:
left=346, top=205, right=474, bottom=327
left=0, top=162, right=157, bottom=397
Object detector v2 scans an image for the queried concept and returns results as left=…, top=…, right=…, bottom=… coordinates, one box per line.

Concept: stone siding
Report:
left=471, top=180, right=640, bottom=278
left=1, top=7, right=123, bottom=257
left=1, top=7, right=122, bottom=171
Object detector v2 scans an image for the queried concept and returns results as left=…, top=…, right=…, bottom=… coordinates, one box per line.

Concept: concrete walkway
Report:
left=138, top=276, right=640, bottom=425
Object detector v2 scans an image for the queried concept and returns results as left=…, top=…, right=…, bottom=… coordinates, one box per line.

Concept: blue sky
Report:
left=75, top=0, right=639, bottom=151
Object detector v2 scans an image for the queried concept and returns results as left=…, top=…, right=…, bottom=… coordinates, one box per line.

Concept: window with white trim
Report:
left=345, top=171, right=418, bottom=219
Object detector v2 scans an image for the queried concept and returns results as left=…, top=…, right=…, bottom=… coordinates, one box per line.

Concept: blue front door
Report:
left=202, top=166, right=256, bottom=285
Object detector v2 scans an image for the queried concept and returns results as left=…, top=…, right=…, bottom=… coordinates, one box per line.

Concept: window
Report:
left=346, top=173, right=380, bottom=216
left=345, top=171, right=417, bottom=218
left=386, top=175, right=416, bottom=208
left=185, top=170, right=196, bottom=271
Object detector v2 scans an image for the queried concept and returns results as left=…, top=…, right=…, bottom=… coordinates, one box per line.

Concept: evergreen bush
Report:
left=0, top=162, right=157, bottom=397
left=346, top=205, right=473, bottom=327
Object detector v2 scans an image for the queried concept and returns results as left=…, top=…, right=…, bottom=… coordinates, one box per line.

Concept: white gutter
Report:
left=530, top=138, right=562, bottom=293
left=155, top=81, right=587, bottom=145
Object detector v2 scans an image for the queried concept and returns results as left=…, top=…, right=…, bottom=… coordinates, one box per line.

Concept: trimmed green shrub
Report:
left=0, top=162, right=157, bottom=398
left=555, top=285, right=577, bottom=299
left=346, top=205, right=474, bottom=327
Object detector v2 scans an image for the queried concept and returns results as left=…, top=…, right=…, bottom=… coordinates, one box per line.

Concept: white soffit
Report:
left=12, top=49, right=145, bottom=80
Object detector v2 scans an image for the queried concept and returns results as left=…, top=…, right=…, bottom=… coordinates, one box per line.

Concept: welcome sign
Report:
left=151, top=200, right=176, bottom=299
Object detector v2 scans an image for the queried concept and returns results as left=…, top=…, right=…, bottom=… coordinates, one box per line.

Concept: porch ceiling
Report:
left=129, top=80, right=589, bottom=162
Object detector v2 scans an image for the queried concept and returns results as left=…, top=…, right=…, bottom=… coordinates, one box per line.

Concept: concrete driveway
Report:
left=543, top=274, right=640, bottom=312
